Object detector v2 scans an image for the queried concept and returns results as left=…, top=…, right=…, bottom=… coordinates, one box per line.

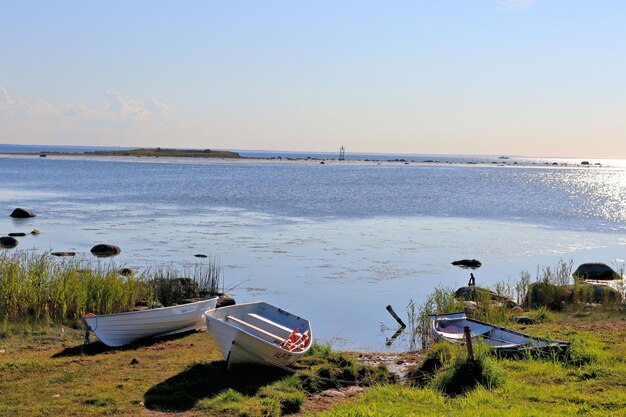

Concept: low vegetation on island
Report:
left=1, top=252, right=625, bottom=416
left=85, top=147, right=242, bottom=158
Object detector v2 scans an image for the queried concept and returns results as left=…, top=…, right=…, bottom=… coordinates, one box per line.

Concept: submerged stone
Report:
left=90, top=244, right=122, bottom=257
left=10, top=208, right=36, bottom=218
left=0, top=236, right=19, bottom=248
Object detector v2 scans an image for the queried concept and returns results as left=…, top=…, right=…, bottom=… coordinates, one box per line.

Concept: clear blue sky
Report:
left=1, top=1, right=625, bottom=157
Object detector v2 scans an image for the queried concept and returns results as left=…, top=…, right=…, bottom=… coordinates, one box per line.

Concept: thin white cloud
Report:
left=0, top=86, right=172, bottom=122
left=0, top=86, right=177, bottom=146
left=501, top=0, right=537, bottom=10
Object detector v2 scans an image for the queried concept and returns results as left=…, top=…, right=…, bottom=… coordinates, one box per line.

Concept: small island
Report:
left=85, top=147, right=242, bottom=159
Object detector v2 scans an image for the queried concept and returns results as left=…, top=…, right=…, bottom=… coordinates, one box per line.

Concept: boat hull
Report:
left=205, top=301, right=312, bottom=367
left=84, top=297, right=218, bottom=347
left=430, top=312, right=569, bottom=354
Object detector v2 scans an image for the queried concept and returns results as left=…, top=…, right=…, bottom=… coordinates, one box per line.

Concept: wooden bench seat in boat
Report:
left=225, top=313, right=300, bottom=345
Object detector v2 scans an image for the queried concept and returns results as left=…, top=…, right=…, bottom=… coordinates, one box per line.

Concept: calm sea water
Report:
left=1, top=151, right=625, bottom=351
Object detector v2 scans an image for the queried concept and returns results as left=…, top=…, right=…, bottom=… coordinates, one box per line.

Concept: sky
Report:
left=1, top=1, right=625, bottom=158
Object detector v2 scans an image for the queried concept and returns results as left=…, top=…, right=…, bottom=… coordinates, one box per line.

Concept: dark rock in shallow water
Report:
left=451, top=259, right=482, bottom=269
left=90, top=244, right=121, bottom=257
left=0, top=236, right=19, bottom=248
left=51, top=251, right=76, bottom=257
left=30, top=229, right=41, bottom=235
left=10, top=208, right=36, bottom=218
left=117, top=268, right=137, bottom=276
left=573, top=263, right=619, bottom=281
left=8, top=232, right=27, bottom=237
left=515, top=316, right=537, bottom=325
left=194, top=254, right=208, bottom=258
left=455, top=286, right=511, bottom=303
left=216, top=294, right=236, bottom=308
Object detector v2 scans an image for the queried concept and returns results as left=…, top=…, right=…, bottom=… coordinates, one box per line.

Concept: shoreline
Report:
left=0, top=151, right=613, bottom=170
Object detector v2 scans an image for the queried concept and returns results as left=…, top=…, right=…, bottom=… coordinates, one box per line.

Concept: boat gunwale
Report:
left=83, top=296, right=218, bottom=320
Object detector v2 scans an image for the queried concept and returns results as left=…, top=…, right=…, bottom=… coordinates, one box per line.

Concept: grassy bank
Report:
left=0, top=327, right=392, bottom=416
left=0, top=308, right=623, bottom=416
left=314, top=309, right=626, bottom=417
left=2, top=255, right=625, bottom=416
left=0, top=251, right=220, bottom=332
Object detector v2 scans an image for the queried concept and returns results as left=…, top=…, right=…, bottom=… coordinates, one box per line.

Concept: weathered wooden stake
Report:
left=385, top=328, right=404, bottom=346
left=463, top=326, right=474, bottom=359
left=385, top=305, right=407, bottom=329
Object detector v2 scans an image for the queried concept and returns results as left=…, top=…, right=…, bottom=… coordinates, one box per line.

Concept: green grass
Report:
left=312, top=309, right=626, bottom=417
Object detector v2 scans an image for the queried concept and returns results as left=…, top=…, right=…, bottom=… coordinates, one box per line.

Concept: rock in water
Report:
left=10, top=208, right=36, bottom=218
left=451, top=259, right=482, bottom=269
left=573, top=263, right=619, bottom=281
left=31, top=229, right=41, bottom=235
left=8, top=232, right=27, bottom=237
left=0, top=236, right=19, bottom=248
left=51, top=252, right=76, bottom=257
left=455, top=286, right=511, bottom=302
left=194, top=254, right=208, bottom=258
left=216, top=294, right=236, bottom=308
left=90, top=244, right=122, bottom=257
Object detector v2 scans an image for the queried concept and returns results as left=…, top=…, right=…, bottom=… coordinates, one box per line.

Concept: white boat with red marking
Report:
left=204, top=301, right=313, bottom=368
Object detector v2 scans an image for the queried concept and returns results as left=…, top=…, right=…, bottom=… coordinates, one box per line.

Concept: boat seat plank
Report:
left=226, top=315, right=286, bottom=344
left=244, top=313, right=293, bottom=334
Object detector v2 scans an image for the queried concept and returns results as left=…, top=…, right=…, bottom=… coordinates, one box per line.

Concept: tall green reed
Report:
left=0, top=251, right=152, bottom=324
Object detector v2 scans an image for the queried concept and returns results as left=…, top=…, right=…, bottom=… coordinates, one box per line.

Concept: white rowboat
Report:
left=84, top=297, right=218, bottom=347
left=430, top=312, right=569, bottom=354
left=205, top=301, right=313, bottom=368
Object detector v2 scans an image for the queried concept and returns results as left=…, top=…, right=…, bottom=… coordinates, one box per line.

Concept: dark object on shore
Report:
left=320, top=161, right=325, bottom=164
left=90, top=244, right=122, bottom=257
left=0, top=236, right=19, bottom=248
left=515, top=316, right=537, bottom=325
left=451, top=259, right=482, bottom=269
left=8, top=232, right=27, bottom=237
left=468, top=273, right=475, bottom=287
left=117, top=268, right=137, bottom=276
left=573, top=263, right=620, bottom=281
left=216, top=294, right=236, bottom=308
left=40, top=153, right=47, bottom=158
left=31, top=229, right=41, bottom=235
left=130, top=358, right=139, bottom=365
left=194, top=254, right=208, bottom=258
left=10, top=208, right=36, bottom=218
left=526, top=282, right=622, bottom=310
left=51, top=251, right=76, bottom=257
left=386, top=305, right=407, bottom=328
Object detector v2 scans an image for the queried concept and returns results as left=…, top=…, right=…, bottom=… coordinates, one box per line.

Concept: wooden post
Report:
left=463, top=326, right=474, bottom=359
left=385, top=305, right=407, bottom=329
